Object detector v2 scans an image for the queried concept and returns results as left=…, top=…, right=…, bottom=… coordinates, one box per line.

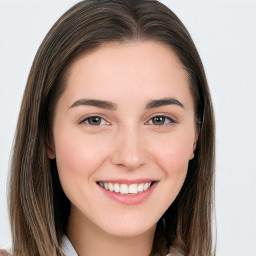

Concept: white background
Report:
left=0, top=0, right=255, bottom=255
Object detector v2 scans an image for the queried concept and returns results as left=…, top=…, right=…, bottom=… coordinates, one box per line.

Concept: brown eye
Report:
left=152, top=116, right=166, bottom=125
left=84, top=116, right=106, bottom=126
left=148, top=116, right=175, bottom=126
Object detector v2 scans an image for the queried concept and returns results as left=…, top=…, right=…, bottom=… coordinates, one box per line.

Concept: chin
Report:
left=96, top=213, right=157, bottom=238
left=104, top=225, right=156, bottom=239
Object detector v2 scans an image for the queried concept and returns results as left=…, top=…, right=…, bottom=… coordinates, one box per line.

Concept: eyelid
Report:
left=145, top=113, right=177, bottom=125
left=78, top=113, right=177, bottom=127
left=79, top=114, right=110, bottom=126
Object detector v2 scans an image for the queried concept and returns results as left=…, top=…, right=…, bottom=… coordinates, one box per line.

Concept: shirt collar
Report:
left=61, top=235, right=78, bottom=256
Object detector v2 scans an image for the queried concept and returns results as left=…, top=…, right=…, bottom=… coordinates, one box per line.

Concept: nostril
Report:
left=111, top=153, right=145, bottom=169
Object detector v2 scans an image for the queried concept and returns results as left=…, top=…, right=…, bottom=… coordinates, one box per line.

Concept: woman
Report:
left=6, top=0, right=215, bottom=255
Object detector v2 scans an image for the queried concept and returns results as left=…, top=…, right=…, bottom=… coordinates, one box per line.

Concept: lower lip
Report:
left=97, top=182, right=158, bottom=205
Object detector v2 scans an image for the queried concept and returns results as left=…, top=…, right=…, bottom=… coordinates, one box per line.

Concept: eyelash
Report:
left=80, top=114, right=177, bottom=127
left=80, top=115, right=109, bottom=126
left=146, top=115, right=177, bottom=126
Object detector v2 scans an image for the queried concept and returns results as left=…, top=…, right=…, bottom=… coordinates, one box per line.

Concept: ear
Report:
left=46, top=132, right=55, bottom=159
left=190, top=132, right=199, bottom=160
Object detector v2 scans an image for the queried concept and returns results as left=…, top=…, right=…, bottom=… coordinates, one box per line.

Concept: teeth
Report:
left=128, top=184, right=138, bottom=194
left=120, top=184, right=128, bottom=194
left=98, top=182, right=152, bottom=195
left=143, top=183, right=149, bottom=190
left=114, top=183, right=120, bottom=192
left=108, top=183, right=114, bottom=192
left=138, top=184, right=144, bottom=192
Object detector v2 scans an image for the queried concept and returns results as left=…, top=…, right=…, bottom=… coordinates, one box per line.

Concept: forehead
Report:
left=59, top=41, right=193, bottom=109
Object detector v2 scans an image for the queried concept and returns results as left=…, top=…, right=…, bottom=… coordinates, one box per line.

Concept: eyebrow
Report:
left=69, top=99, right=117, bottom=110
left=69, top=97, right=184, bottom=110
left=146, top=97, right=184, bottom=109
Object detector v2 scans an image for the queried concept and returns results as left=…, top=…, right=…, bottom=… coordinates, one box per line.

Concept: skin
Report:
left=48, top=41, right=197, bottom=256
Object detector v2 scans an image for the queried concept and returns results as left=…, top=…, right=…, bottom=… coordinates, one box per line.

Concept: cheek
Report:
left=53, top=127, right=109, bottom=187
left=149, top=129, right=194, bottom=177
left=159, top=133, right=192, bottom=201
left=146, top=130, right=194, bottom=214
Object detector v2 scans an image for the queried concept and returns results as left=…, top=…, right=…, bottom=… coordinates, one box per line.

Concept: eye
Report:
left=147, top=115, right=176, bottom=126
left=82, top=116, right=108, bottom=126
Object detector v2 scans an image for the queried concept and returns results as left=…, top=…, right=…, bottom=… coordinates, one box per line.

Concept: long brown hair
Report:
left=8, top=0, right=215, bottom=255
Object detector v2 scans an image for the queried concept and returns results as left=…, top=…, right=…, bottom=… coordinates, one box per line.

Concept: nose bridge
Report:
left=111, top=123, right=146, bottom=169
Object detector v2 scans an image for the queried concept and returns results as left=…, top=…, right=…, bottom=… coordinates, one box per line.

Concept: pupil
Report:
left=90, top=117, right=101, bottom=125
left=154, top=116, right=164, bottom=125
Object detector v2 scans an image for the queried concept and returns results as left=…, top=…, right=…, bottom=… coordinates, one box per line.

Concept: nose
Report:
left=110, top=126, right=147, bottom=170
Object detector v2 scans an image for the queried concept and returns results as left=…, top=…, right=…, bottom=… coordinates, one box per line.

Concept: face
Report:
left=48, top=41, right=197, bottom=238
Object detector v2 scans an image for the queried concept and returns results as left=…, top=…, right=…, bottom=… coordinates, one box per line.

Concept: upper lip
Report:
left=97, top=179, right=157, bottom=185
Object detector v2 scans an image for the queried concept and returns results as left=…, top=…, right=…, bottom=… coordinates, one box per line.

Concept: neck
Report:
left=66, top=209, right=156, bottom=256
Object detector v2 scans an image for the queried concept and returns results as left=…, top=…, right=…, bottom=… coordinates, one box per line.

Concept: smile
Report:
left=98, top=182, right=153, bottom=195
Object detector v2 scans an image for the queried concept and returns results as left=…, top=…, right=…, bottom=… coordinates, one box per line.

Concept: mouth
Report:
left=96, top=181, right=156, bottom=195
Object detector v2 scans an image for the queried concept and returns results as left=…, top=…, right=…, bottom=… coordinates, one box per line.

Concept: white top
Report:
left=61, top=235, right=172, bottom=256
left=61, top=235, right=78, bottom=256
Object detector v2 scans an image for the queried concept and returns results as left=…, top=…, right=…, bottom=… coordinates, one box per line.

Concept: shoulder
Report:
left=0, top=249, right=11, bottom=256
